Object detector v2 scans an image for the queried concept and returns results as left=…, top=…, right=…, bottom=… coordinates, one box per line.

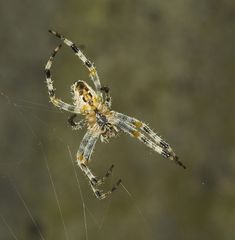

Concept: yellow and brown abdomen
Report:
left=72, top=80, right=101, bottom=114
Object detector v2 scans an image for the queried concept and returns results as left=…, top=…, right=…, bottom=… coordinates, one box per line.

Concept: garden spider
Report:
left=45, top=30, right=186, bottom=200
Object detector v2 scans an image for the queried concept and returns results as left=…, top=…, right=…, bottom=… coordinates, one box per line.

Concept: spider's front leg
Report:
left=77, top=129, right=121, bottom=200
left=68, top=114, right=86, bottom=130
left=49, top=30, right=102, bottom=98
left=45, top=45, right=77, bottom=113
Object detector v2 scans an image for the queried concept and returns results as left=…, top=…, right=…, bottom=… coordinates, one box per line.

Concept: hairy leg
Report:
left=77, top=129, right=121, bottom=199
left=45, top=45, right=78, bottom=113
left=49, top=30, right=102, bottom=98
left=116, top=118, right=186, bottom=169
left=115, top=112, right=179, bottom=154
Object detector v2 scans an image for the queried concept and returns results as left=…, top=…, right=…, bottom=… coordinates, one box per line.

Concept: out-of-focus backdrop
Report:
left=0, top=0, right=235, bottom=239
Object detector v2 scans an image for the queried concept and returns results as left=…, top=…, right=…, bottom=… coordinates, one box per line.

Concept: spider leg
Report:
left=115, top=112, right=175, bottom=152
left=89, top=178, right=122, bottom=200
left=100, top=86, right=112, bottom=108
left=68, top=114, right=86, bottom=130
left=45, top=45, right=78, bottom=113
left=83, top=136, right=115, bottom=184
left=100, top=164, right=115, bottom=183
left=82, top=128, right=116, bottom=184
left=49, top=30, right=102, bottom=98
left=77, top=129, right=121, bottom=200
left=116, top=118, right=186, bottom=169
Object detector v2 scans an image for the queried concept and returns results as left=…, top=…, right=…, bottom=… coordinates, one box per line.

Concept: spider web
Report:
left=0, top=89, right=152, bottom=240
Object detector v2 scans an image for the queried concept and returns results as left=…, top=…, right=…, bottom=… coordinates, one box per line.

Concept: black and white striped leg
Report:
left=116, top=119, right=186, bottom=169
left=68, top=114, right=86, bottom=130
left=77, top=129, right=121, bottom=199
left=114, top=112, right=181, bottom=159
left=92, top=164, right=115, bottom=186
left=100, top=86, right=112, bottom=108
left=45, top=45, right=77, bottom=113
left=90, top=178, right=122, bottom=200
left=48, top=30, right=102, bottom=98
left=101, top=164, right=115, bottom=183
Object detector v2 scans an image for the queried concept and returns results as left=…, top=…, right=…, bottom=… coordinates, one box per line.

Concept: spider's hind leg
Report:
left=91, top=164, right=115, bottom=186
left=115, top=112, right=167, bottom=147
left=78, top=161, right=121, bottom=200
left=115, top=114, right=186, bottom=169
left=77, top=130, right=121, bottom=199
left=90, top=178, right=122, bottom=200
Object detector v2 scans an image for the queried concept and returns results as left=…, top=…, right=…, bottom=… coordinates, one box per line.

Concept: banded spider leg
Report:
left=49, top=30, right=103, bottom=99
left=115, top=112, right=186, bottom=169
left=77, top=128, right=121, bottom=200
left=45, top=44, right=78, bottom=113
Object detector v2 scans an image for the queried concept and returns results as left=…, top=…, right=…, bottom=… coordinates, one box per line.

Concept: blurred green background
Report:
left=0, top=0, right=235, bottom=239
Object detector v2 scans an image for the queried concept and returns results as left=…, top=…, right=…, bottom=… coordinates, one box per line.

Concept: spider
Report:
left=45, top=30, right=186, bottom=200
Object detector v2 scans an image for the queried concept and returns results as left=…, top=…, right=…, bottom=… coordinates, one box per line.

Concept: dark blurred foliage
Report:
left=0, top=0, right=235, bottom=239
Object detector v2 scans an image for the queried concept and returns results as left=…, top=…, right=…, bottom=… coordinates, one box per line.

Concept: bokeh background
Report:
left=1, top=0, right=235, bottom=239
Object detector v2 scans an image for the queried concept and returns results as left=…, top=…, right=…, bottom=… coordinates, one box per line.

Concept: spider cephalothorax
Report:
left=45, top=30, right=186, bottom=200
